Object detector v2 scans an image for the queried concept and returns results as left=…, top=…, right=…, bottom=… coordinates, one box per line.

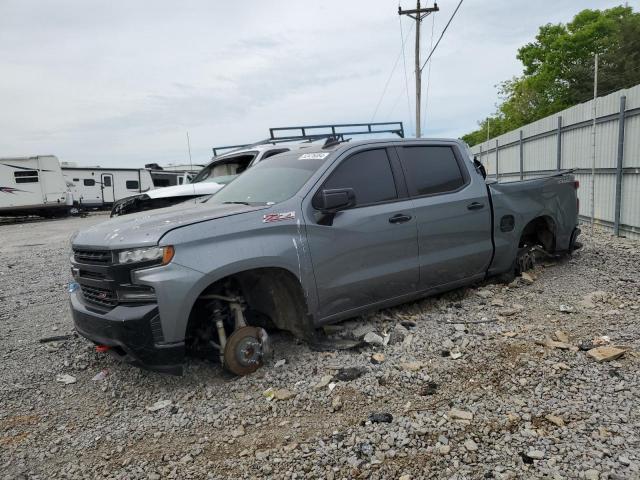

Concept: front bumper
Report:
left=70, top=291, right=185, bottom=375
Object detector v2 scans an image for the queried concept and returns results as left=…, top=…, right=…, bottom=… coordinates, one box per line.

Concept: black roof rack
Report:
left=212, top=121, right=404, bottom=157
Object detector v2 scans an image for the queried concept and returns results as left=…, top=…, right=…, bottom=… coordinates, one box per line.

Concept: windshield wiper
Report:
left=222, top=201, right=251, bottom=205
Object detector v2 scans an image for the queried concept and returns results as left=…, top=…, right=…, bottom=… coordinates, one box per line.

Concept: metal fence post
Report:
left=614, top=95, right=627, bottom=236
left=495, top=139, right=499, bottom=180
left=556, top=116, right=562, bottom=171
left=519, top=130, right=524, bottom=181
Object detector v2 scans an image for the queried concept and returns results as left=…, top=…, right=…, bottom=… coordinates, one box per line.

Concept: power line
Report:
left=370, top=20, right=415, bottom=122
left=420, top=0, right=464, bottom=72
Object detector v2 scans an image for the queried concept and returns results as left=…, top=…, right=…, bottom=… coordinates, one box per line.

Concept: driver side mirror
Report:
left=316, top=188, right=356, bottom=213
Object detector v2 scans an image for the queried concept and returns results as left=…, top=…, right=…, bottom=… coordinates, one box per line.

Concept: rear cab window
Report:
left=317, top=148, right=397, bottom=208
left=398, top=145, right=468, bottom=197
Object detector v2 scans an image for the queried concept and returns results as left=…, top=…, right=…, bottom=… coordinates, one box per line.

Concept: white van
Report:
left=0, top=155, right=70, bottom=217
left=62, top=166, right=154, bottom=209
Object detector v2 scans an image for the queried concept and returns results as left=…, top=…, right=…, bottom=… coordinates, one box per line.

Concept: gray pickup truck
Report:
left=69, top=138, right=580, bottom=375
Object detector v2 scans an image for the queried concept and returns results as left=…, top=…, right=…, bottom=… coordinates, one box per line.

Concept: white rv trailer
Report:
left=0, top=155, right=71, bottom=217
left=145, top=163, right=202, bottom=188
left=61, top=166, right=154, bottom=209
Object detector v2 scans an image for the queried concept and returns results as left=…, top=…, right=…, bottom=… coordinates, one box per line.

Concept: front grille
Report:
left=74, top=249, right=112, bottom=264
left=80, top=285, right=117, bottom=308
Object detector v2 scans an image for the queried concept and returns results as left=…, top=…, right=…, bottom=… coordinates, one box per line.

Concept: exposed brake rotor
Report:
left=223, top=326, right=270, bottom=376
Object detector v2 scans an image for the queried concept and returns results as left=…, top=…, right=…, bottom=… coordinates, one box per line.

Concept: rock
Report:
left=587, top=346, right=625, bottom=362
left=520, top=272, right=535, bottom=284
left=500, top=308, right=520, bottom=317
left=399, top=476, right=411, bottom=480
left=274, top=359, right=286, bottom=368
left=368, top=412, right=393, bottom=423
left=334, top=366, right=366, bottom=382
left=371, top=353, right=385, bottom=364
left=363, top=331, right=384, bottom=346
left=331, top=395, right=342, bottom=411
left=419, top=382, right=438, bottom=396
left=231, top=426, right=245, bottom=438
left=274, top=388, right=296, bottom=401
left=55, top=374, right=76, bottom=385
left=464, top=439, right=478, bottom=451
left=545, top=414, right=565, bottom=427
left=476, top=289, right=493, bottom=298
left=583, top=469, right=600, bottom=480
left=148, top=474, right=160, bottom=480
left=502, top=331, right=518, bottom=338
left=401, top=361, right=424, bottom=372
left=448, top=408, right=473, bottom=421
left=558, top=304, right=574, bottom=313
left=402, top=333, right=414, bottom=350
left=553, top=330, right=569, bottom=343
left=439, top=445, right=451, bottom=454
left=491, top=298, right=505, bottom=307
left=526, top=449, right=544, bottom=460
left=314, top=375, right=333, bottom=390
left=179, top=454, right=193, bottom=463
left=389, top=324, right=409, bottom=344
left=449, top=350, right=463, bottom=360
left=452, top=323, right=466, bottom=332
left=146, top=400, right=172, bottom=412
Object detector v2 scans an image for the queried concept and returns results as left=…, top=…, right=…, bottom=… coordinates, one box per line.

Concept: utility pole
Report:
left=590, top=53, right=598, bottom=236
left=399, top=1, right=439, bottom=138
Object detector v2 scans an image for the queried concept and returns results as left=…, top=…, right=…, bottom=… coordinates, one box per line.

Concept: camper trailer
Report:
left=0, top=155, right=71, bottom=217
left=61, top=166, right=154, bottom=209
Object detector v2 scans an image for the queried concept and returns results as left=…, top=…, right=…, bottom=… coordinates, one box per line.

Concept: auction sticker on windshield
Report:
left=263, top=211, right=296, bottom=223
left=299, top=153, right=330, bottom=160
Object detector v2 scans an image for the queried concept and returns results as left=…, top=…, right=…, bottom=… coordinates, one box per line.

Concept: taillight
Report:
left=574, top=180, right=580, bottom=189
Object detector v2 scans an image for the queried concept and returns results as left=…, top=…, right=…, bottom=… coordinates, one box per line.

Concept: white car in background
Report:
left=110, top=144, right=298, bottom=217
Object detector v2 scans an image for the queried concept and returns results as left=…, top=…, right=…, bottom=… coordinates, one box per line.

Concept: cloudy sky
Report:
left=0, top=0, right=622, bottom=168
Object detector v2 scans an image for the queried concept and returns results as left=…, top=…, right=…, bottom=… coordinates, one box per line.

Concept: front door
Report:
left=101, top=174, right=114, bottom=204
left=395, top=144, right=493, bottom=288
left=305, top=147, right=419, bottom=320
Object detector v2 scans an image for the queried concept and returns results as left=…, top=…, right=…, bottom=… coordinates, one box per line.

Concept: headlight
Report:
left=117, top=246, right=174, bottom=265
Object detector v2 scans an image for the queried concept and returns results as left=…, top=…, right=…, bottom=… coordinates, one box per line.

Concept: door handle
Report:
left=389, top=213, right=412, bottom=224
left=467, top=202, right=485, bottom=211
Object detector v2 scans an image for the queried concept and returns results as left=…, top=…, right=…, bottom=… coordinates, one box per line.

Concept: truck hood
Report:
left=145, top=181, right=225, bottom=199
left=73, top=202, right=265, bottom=249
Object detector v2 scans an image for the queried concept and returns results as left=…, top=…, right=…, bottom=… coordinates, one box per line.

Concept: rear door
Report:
left=101, top=174, right=115, bottom=203
left=395, top=143, right=493, bottom=288
left=304, top=146, right=419, bottom=320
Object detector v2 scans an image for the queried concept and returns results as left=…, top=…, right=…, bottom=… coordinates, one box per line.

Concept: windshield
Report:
left=208, top=151, right=329, bottom=205
left=191, top=152, right=257, bottom=183
left=202, top=174, right=236, bottom=185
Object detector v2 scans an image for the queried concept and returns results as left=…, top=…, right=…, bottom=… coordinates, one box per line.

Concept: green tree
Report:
left=462, top=5, right=640, bottom=146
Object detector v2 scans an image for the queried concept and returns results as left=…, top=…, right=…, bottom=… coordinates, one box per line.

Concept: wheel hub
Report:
left=223, top=326, right=269, bottom=376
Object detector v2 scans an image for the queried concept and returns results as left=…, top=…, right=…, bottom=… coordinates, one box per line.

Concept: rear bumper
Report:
left=70, top=291, right=184, bottom=375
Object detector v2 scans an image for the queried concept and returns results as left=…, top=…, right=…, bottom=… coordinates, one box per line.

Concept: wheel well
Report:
left=519, top=216, right=556, bottom=252
left=186, top=268, right=311, bottom=352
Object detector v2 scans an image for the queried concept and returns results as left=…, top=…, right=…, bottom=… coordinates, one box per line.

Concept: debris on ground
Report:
left=146, top=400, right=172, bottom=412
left=368, top=412, right=393, bottom=424
left=55, top=374, right=76, bottom=385
left=91, top=369, right=108, bottom=381
left=587, top=346, right=626, bottom=362
left=333, top=366, right=366, bottom=382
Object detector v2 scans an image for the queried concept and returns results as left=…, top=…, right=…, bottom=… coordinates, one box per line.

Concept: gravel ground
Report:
left=1, top=215, right=639, bottom=480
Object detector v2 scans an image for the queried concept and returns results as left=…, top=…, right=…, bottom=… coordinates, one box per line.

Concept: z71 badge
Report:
left=263, top=211, right=296, bottom=223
